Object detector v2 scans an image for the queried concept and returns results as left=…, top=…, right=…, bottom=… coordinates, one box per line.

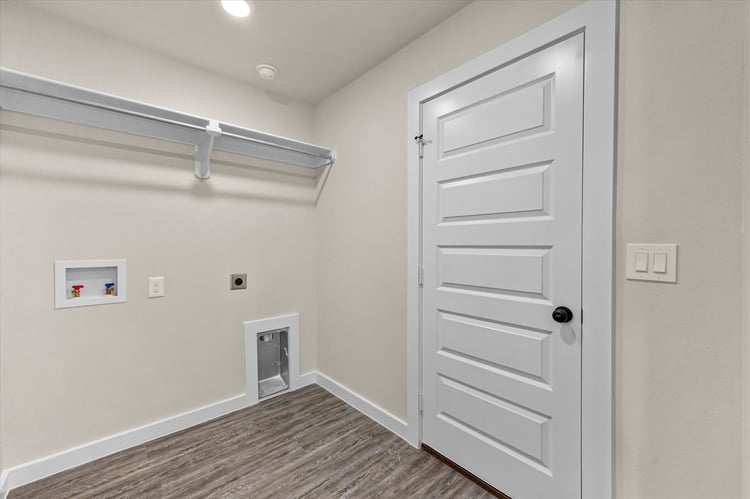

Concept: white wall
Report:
left=314, top=1, right=748, bottom=499
left=616, top=3, right=745, bottom=498
left=0, top=2, right=318, bottom=469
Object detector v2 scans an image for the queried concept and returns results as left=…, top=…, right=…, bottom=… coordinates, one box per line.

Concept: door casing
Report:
left=406, top=2, right=618, bottom=498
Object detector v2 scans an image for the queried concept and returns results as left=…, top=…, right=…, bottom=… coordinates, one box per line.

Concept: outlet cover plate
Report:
left=148, top=276, right=165, bottom=297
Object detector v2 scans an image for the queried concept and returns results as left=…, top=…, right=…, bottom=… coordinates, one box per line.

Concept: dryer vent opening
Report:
left=257, top=328, right=289, bottom=399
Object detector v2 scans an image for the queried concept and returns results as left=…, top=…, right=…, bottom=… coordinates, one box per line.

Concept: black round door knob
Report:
left=552, top=306, right=574, bottom=323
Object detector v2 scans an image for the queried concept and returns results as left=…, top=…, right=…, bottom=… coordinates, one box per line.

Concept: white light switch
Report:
left=635, top=252, right=649, bottom=272
left=626, top=244, right=678, bottom=283
left=653, top=253, right=668, bottom=273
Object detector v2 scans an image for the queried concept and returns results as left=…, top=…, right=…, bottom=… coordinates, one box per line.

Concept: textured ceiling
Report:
left=26, top=0, right=471, bottom=104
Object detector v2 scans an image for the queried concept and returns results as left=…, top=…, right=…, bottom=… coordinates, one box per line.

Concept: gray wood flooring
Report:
left=10, top=385, right=493, bottom=498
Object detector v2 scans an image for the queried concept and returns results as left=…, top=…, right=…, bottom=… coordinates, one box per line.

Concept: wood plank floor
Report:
left=10, top=385, right=493, bottom=498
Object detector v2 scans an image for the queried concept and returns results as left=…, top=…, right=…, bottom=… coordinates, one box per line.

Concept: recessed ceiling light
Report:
left=256, top=64, right=278, bottom=80
left=221, top=0, right=254, bottom=18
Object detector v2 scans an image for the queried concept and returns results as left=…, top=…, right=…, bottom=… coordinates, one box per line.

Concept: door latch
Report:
left=414, top=134, right=432, bottom=159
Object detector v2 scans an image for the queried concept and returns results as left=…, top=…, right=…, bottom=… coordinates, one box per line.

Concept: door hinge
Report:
left=414, top=134, right=432, bottom=159
left=418, top=393, right=423, bottom=414
left=418, top=265, right=424, bottom=287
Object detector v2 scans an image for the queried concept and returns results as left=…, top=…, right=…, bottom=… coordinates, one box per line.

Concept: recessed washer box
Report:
left=55, top=259, right=127, bottom=309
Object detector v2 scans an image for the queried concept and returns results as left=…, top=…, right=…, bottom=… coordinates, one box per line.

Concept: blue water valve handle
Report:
left=105, top=283, right=115, bottom=289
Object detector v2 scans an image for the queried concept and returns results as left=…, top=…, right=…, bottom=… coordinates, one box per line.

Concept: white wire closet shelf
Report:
left=0, top=67, right=336, bottom=179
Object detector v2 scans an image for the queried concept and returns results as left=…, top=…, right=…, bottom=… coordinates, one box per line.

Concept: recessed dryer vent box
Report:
left=257, top=328, right=289, bottom=399
left=55, top=259, right=127, bottom=309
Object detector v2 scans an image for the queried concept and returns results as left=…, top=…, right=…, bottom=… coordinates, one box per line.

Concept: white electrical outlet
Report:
left=148, top=276, right=165, bottom=298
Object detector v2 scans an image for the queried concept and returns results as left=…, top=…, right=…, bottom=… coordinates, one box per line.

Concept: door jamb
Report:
left=405, top=2, right=618, bottom=498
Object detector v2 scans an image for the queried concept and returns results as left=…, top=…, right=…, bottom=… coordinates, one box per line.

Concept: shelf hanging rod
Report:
left=0, top=84, right=209, bottom=133
left=219, top=130, right=333, bottom=162
left=0, top=67, right=336, bottom=180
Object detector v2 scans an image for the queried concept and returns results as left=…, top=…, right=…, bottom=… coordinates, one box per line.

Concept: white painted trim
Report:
left=315, top=372, right=409, bottom=441
left=406, top=1, right=617, bottom=498
left=243, top=313, right=301, bottom=405
left=579, top=4, right=618, bottom=499
left=0, top=470, right=9, bottom=499
left=299, top=371, right=318, bottom=387
left=2, top=393, right=249, bottom=492
left=406, top=96, right=422, bottom=448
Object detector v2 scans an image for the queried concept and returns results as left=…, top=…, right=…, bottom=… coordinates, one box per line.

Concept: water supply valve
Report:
left=71, top=285, right=84, bottom=298
left=104, top=283, right=115, bottom=295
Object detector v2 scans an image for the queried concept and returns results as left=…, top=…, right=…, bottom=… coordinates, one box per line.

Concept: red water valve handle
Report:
left=72, top=285, right=84, bottom=290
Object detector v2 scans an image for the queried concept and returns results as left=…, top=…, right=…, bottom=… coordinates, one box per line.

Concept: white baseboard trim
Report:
left=299, top=371, right=318, bottom=387
left=315, top=371, right=409, bottom=442
left=0, top=470, right=10, bottom=499
left=2, top=370, right=411, bottom=494
left=2, top=393, right=251, bottom=492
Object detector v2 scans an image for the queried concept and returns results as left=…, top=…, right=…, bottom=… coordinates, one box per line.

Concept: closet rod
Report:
left=0, top=68, right=336, bottom=179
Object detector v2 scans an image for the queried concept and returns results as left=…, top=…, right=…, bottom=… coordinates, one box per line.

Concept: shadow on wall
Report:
left=0, top=121, right=324, bottom=206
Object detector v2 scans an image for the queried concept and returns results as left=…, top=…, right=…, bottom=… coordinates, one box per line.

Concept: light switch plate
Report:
left=626, top=244, right=677, bottom=283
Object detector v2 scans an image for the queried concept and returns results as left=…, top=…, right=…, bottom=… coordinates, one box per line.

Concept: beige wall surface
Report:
left=0, top=4, right=318, bottom=468
left=314, top=1, right=748, bottom=499
left=616, top=2, right=745, bottom=498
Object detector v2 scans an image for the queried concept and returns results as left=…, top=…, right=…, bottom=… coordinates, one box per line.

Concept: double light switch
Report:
left=626, top=244, right=677, bottom=283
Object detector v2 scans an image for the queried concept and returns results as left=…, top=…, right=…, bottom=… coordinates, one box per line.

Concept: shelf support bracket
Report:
left=194, top=120, right=222, bottom=180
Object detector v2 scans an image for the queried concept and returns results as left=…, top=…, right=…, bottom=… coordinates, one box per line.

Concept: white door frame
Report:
left=405, top=1, right=618, bottom=498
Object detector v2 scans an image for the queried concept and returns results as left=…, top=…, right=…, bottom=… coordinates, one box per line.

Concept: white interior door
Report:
left=420, top=33, right=584, bottom=499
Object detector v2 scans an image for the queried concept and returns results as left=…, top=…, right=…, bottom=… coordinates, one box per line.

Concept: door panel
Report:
left=421, top=34, right=584, bottom=499
left=439, top=80, right=550, bottom=154
left=438, top=162, right=551, bottom=222
left=438, top=247, right=550, bottom=297
left=437, top=375, right=551, bottom=465
left=437, top=311, right=551, bottom=382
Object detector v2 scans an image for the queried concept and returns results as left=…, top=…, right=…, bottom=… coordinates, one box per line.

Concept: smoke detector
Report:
left=256, top=64, right=278, bottom=80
